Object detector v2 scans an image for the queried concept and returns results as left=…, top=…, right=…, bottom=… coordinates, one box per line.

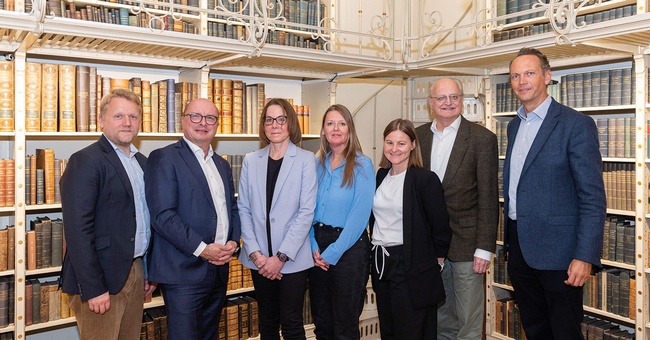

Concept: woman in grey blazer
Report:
left=238, top=98, right=318, bottom=340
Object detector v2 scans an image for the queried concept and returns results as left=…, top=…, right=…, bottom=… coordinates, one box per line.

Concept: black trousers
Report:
left=251, top=268, right=309, bottom=340
left=507, top=219, right=585, bottom=340
left=309, top=233, right=371, bottom=340
left=371, top=245, right=437, bottom=340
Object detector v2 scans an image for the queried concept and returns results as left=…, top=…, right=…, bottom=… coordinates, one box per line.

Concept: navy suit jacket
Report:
left=503, top=99, right=606, bottom=270
left=60, top=135, right=147, bottom=301
left=369, top=166, right=451, bottom=308
left=145, top=138, right=241, bottom=285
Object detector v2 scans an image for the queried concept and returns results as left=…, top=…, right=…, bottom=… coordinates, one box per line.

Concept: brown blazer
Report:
left=416, top=116, right=499, bottom=262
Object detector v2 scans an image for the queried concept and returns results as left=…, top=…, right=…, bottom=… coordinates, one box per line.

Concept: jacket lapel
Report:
left=419, top=122, right=433, bottom=170
left=177, top=139, right=215, bottom=209
left=271, top=142, right=296, bottom=207
left=520, top=100, right=560, bottom=178
left=442, top=117, right=469, bottom=187
left=99, top=135, right=134, bottom=201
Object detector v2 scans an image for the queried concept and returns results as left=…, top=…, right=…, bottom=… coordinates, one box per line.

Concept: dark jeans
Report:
left=309, top=232, right=371, bottom=340
left=251, top=268, right=309, bottom=340
left=507, top=219, right=585, bottom=340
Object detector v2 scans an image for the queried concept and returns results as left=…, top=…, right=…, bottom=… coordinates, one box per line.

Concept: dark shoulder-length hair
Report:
left=378, top=118, right=423, bottom=169
left=317, top=104, right=363, bottom=188
left=258, top=98, right=302, bottom=146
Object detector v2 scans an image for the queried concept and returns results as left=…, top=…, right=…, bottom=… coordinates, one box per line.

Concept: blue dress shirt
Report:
left=309, top=152, right=375, bottom=265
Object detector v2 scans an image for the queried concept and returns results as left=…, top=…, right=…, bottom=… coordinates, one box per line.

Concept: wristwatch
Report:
left=276, top=251, right=289, bottom=262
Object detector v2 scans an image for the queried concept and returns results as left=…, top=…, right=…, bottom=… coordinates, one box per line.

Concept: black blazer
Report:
left=60, top=135, right=147, bottom=301
left=369, top=166, right=451, bottom=308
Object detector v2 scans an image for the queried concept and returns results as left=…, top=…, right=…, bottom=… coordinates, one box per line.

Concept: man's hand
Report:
left=473, top=257, right=491, bottom=274
left=144, top=281, right=157, bottom=299
left=564, top=259, right=591, bottom=287
left=88, top=291, right=110, bottom=314
left=204, top=241, right=238, bottom=266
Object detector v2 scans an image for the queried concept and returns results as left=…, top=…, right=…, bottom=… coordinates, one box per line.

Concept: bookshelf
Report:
left=2, top=0, right=650, bottom=339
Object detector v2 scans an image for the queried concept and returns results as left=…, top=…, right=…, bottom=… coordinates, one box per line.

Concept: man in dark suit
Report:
left=61, top=88, right=155, bottom=339
left=416, top=78, right=499, bottom=340
left=504, top=47, right=606, bottom=339
left=145, top=98, right=241, bottom=339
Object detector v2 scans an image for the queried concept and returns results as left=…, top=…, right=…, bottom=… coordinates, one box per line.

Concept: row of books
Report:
left=583, top=268, right=635, bottom=319
left=495, top=4, right=636, bottom=42
left=206, top=23, right=325, bottom=51
left=494, top=67, right=636, bottom=113
left=47, top=0, right=200, bottom=34
left=25, top=149, right=65, bottom=206
left=0, top=60, right=313, bottom=135
left=602, top=216, right=635, bottom=265
left=493, top=298, right=525, bottom=339
left=494, top=116, right=635, bottom=160
left=581, top=316, right=634, bottom=340
left=25, top=278, right=74, bottom=326
left=27, top=216, right=64, bottom=270
left=226, top=257, right=252, bottom=292
left=603, top=163, right=634, bottom=212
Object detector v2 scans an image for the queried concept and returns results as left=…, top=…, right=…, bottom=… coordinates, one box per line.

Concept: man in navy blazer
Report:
left=145, top=98, right=241, bottom=339
left=61, top=89, right=155, bottom=339
left=503, top=47, right=606, bottom=339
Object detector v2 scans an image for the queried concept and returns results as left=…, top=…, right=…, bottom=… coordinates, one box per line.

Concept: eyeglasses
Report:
left=430, top=94, right=462, bottom=103
left=182, top=112, right=218, bottom=125
left=264, top=116, right=288, bottom=126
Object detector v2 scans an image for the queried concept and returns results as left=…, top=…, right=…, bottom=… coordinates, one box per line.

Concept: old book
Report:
left=54, top=159, right=62, bottom=204
left=242, top=296, right=259, bottom=338
left=166, top=79, right=175, bottom=133
left=111, top=78, right=129, bottom=91
left=48, top=281, right=60, bottom=321
left=32, top=219, right=44, bottom=269
left=143, top=312, right=154, bottom=340
left=41, top=64, right=59, bottom=132
left=218, top=307, right=226, bottom=340
left=0, top=161, right=5, bottom=208
left=619, top=270, right=630, bottom=318
left=231, top=297, right=249, bottom=339
left=25, top=280, right=33, bottom=325
left=39, top=280, right=49, bottom=323
left=142, top=80, right=151, bottom=132
left=174, top=92, right=182, bottom=133
left=232, top=80, right=244, bottom=134
left=89, top=67, right=97, bottom=132
left=75, top=65, right=90, bottom=132
left=30, top=279, right=41, bottom=324
left=213, top=79, right=223, bottom=133
left=0, top=278, right=9, bottom=328
left=5, top=159, right=13, bottom=207
left=60, top=292, right=70, bottom=319
left=26, top=230, right=36, bottom=270
left=58, top=64, right=76, bottom=132
left=225, top=300, right=239, bottom=340
left=25, top=156, right=31, bottom=205
left=629, top=275, right=636, bottom=321
left=151, top=82, right=159, bottom=133
left=30, top=155, right=36, bottom=205
left=157, top=80, right=168, bottom=133
left=36, top=149, right=55, bottom=204
left=7, top=225, right=14, bottom=270
left=221, top=79, right=233, bottom=134
left=303, top=105, right=310, bottom=134
left=621, top=68, right=632, bottom=106
left=0, top=229, right=6, bottom=271
left=25, top=62, right=42, bottom=132
left=0, top=61, right=13, bottom=132
left=39, top=216, right=53, bottom=268
left=51, top=218, right=63, bottom=267
left=609, top=69, right=623, bottom=106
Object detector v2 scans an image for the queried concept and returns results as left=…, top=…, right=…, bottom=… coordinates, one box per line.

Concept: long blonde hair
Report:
left=317, top=104, right=363, bottom=188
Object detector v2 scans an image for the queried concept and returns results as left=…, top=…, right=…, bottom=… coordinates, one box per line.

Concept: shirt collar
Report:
left=183, top=136, right=213, bottom=159
left=517, top=95, right=552, bottom=121
left=105, top=135, right=137, bottom=157
left=431, top=115, right=462, bottom=134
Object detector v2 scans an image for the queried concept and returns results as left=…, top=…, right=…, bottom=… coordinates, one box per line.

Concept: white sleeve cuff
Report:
left=474, top=248, right=493, bottom=261
left=194, top=241, right=208, bottom=257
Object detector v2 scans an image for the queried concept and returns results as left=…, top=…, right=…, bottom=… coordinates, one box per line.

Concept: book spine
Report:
left=41, top=64, right=59, bottom=132
left=25, top=62, right=42, bottom=132
left=166, top=79, right=175, bottom=133
left=75, top=65, right=91, bottom=132
left=58, top=64, right=76, bottom=132
left=0, top=61, right=14, bottom=132
left=89, top=67, right=98, bottom=132
left=142, top=80, right=151, bottom=132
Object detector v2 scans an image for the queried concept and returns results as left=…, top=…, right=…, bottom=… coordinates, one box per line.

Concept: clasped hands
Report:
left=313, top=250, right=330, bottom=271
left=251, top=251, right=284, bottom=280
left=201, top=240, right=238, bottom=266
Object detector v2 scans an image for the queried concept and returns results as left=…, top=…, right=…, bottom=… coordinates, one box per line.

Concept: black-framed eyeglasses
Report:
left=182, top=112, right=218, bottom=125
left=264, top=116, right=288, bottom=126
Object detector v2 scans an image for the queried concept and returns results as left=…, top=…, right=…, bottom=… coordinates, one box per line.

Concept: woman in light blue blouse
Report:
left=308, top=104, right=375, bottom=340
